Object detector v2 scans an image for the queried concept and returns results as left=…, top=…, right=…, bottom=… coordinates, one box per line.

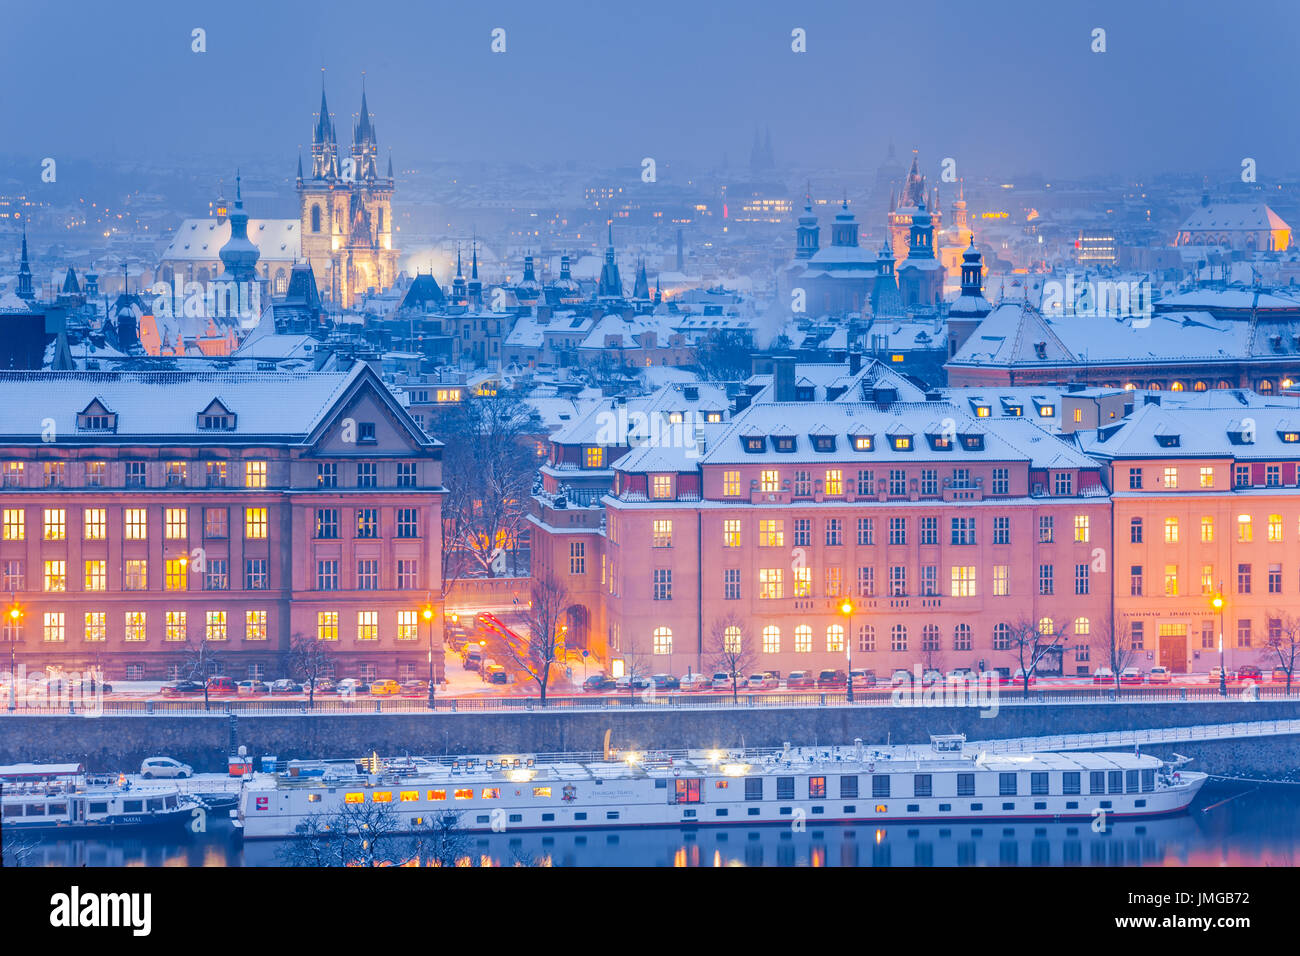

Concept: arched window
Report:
left=1037, top=617, right=1055, bottom=636
left=1073, top=617, right=1090, bottom=638
left=1170, top=381, right=1184, bottom=392
left=723, top=625, right=742, bottom=655
left=377, top=207, right=384, bottom=233
left=761, top=625, right=781, bottom=654
left=652, top=626, right=672, bottom=655
left=922, top=624, right=941, bottom=651
left=1259, top=380, right=1274, bottom=394
left=311, top=205, right=321, bottom=233
left=954, top=623, right=972, bottom=651
left=993, top=622, right=1011, bottom=650
left=858, top=624, right=875, bottom=653
left=826, top=624, right=844, bottom=653
left=794, top=624, right=812, bottom=653
left=890, top=624, right=908, bottom=652
left=1216, top=380, right=1233, bottom=390
left=1193, top=381, right=1208, bottom=392
left=1148, top=382, right=1162, bottom=391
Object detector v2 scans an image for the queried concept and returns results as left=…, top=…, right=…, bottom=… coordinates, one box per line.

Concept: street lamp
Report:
left=840, top=599, right=855, bottom=703
left=422, top=598, right=436, bottom=709
left=5, top=597, right=22, bottom=712
left=1212, top=590, right=1226, bottom=697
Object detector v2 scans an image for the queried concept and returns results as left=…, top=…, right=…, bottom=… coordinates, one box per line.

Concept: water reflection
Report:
left=13, top=786, right=1300, bottom=868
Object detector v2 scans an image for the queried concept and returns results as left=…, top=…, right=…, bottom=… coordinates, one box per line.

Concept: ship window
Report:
left=482, top=788, right=500, bottom=800
left=745, top=778, right=763, bottom=800
left=970, top=803, right=983, bottom=811
left=2, top=805, right=21, bottom=817
left=476, top=815, right=490, bottom=824
left=1066, top=801, right=1079, bottom=810
left=654, top=779, right=667, bottom=789
left=907, top=804, right=920, bottom=812
left=1100, top=800, right=1113, bottom=809
left=509, top=814, right=523, bottom=823
left=345, top=793, right=364, bottom=804
left=872, top=776, right=891, bottom=798
left=122, top=801, right=142, bottom=814
left=808, top=776, right=827, bottom=798
left=307, top=794, right=320, bottom=803
left=1089, top=772, right=1105, bottom=794
left=541, top=813, right=554, bottom=822
left=606, top=811, right=620, bottom=820
left=1034, top=802, right=1047, bottom=810
left=1108, top=771, right=1123, bottom=794
left=453, top=789, right=473, bottom=800
left=839, top=776, right=859, bottom=799
left=748, top=807, right=761, bottom=816
left=811, top=806, right=824, bottom=814
left=844, top=805, right=857, bottom=814
left=428, top=790, right=446, bottom=801
left=780, top=807, right=792, bottom=815
left=574, top=812, right=587, bottom=821
left=89, top=802, right=108, bottom=814
left=1126, top=770, right=1140, bottom=794
left=533, top=787, right=552, bottom=798
left=875, top=805, right=888, bottom=813
left=957, top=773, right=975, bottom=796
left=1030, top=772, right=1049, bottom=795
left=1002, top=802, right=1015, bottom=811
left=1062, top=772, right=1081, bottom=795
left=999, top=773, right=1017, bottom=795
left=673, top=779, right=702, bottom=804
left=1141, top=769, right=1155, bottom=792
left=715, top=808, right=729, bottom=817
left=1135, top=799, right=1147, bottom=808
left=147, top=798, right=163, bottom=812
left=776, top=777, right=795, bottom=800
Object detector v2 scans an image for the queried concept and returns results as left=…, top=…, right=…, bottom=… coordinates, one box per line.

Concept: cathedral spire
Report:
left=15, top=225, right=34, bottom=301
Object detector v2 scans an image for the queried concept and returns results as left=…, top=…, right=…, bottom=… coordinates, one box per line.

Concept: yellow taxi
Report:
left=369, top=678, right=401, bottom=696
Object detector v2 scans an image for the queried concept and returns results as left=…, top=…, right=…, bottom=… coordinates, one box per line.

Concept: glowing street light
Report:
left=840, top=599, right=855, bottom=703
left=1212, top=590, right=1226, bottom=697
left=423, top=597, right=436, bottom=709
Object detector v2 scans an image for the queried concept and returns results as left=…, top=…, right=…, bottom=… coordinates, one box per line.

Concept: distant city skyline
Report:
left=3, top=0, right=1299, bottom=180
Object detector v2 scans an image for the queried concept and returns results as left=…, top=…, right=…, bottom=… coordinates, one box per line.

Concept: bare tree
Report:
left=1006, top=615, right=1066, bottom=700
left=287, top=633, right=335, bottom=710
left=706, top=613, right=757, bottom=703
left=1, top=823, right=40, bottom=867
left=500, top=574, right=569, bottom=705
left=695, top=328, right=754, bottom=382
left=180, top=637, right=222, bottom=710
left=618, top=640, right=656, bottom=699
left=1265, top=613, right=1300, bottom=695
left=1091, top=617, right=1142, bottom=696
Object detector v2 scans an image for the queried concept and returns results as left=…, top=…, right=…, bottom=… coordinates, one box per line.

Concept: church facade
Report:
left=297, top=79, right=400, bottom=309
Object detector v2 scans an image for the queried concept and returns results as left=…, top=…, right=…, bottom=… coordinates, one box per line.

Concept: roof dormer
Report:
left=77, top=398, right=117, bottom=433
left=808, top=424, right=836, bottom=453
left=197, top=397, right=237, bottom=431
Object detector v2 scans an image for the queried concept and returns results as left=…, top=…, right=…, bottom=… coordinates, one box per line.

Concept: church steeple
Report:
left=795, top=183, right=820, bottom=259
left=219, top=169, right=260, bottom=285
left=597, top=223, right=624, bottom=298
left=15, top=226, right=34, bottom=301
left=352, top=73, right=380, bottom=181
left=829, top=196, right=859, bottom=248
left=310, top=71, right=340, bottom=180
left=468, top=240, right=482, bottom=307
left=451, top=245, right=467, bottom=303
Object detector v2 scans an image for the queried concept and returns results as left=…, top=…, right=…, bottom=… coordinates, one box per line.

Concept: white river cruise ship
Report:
left=234, top=736, right=1208, bottom=839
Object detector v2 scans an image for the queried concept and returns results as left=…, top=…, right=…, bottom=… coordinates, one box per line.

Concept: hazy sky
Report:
left=4, top=0, right=1298, bottom=180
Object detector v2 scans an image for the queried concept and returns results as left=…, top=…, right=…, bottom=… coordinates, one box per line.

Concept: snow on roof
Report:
left=1080, top=401, right=1300, bottom=460
left=1178, top=203, right=1290, bottom=234
left=161, top=218, right=301, bottom=262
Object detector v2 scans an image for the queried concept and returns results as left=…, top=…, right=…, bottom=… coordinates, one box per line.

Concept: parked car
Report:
left=462, top=645, right=485, bottom=671
left=711, top=671, right=740, bottom=690
left=816, top=669, right=847, bottom=687
left=1119, top=667, right=1143, bottom=685
left=484, top=664, right=509, bottom=685
left=369, top=678, right=401, bottom=696
left=922, top=669, right=943, bottom=687
left=1011, top=668, right=1037, bottom=686
left=1092, top=667, right=1115, bottom=685
left=1147, top=666, right=1172, bottom=684
left=1237, top=664, right=1263, bottom=681
left=205, top=676, right=237, bottom=695
left=747, top=673, right=778, bottom=690
left=849, top=669, right=876, bottom=688
left=679, top=673, right=712, bottom=692
left=269, top=679, right=303, bottom=694
left=785, top=670, right=816, bottom=688
left=400, top=680, right=430, bottom=697
left=1271, top=667, right=1292, bottom=683
left=304, top=677, right=336, bottom=695
left=614, top=674, right=650, bottom=691
left=583, top=674, right=616, bottom=692
left=649, top=674, right=680, bottom=691
left=336, top=677, right=370, bottom=696
left=1209, top=665, right=1235, bottom=684
left=236, top=679, right=268, bottom=695
left=161, top=679, right=205, bottom=697
left=140, top=757, right=192, bottom=779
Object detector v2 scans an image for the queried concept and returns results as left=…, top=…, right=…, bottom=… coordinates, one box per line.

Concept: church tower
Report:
left=795, top=187, right=820, bottom=260
left=947, top=237, right=992, bottom=357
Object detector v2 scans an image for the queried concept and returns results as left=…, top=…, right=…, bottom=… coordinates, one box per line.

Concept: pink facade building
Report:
left=0, top=364, right=444, bottom=683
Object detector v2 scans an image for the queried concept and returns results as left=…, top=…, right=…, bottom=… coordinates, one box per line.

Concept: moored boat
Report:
left=235, top=735, right=1209, bottom=839
left=1, top=763, right=204, bottom=833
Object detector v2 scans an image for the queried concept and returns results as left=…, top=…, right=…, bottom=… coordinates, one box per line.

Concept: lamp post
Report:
left=840, top=599, right=855, bottom=703
left=5, top=597, right=22, bottom=712
left=423, top=597, right=436, bottom=709
left=1212, top=590, right=1226, bottom=697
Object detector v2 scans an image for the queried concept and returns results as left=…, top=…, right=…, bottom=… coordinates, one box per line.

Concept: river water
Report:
left=9, top=785, right=1298, bottom=867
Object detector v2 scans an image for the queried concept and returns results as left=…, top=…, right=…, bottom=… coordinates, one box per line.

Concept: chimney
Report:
left=772, top=355, right=797, bottom=403
left=848, top=351, right=862, bottom=375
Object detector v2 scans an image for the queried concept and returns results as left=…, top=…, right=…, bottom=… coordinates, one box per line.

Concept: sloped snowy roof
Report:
left=162, top=218, right=301, bottom=262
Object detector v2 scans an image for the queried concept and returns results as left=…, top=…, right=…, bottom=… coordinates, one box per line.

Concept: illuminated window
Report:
left=43, top=612, right=64, bottom=643
left=1162, top=467, right=1177, bottom=489
left=652, top=626, right=673, bottom=655
left=396, top=610, right=417, bottom=641
left=1201, top=516, right=1215, bottom=543
left=165, top=611, right=187, bottom=643
left=950, top=566, right=977, bottom=598
left=2, top=462, right=24, bottom=486
left=3, top=509, right=24, bottom=541
left=1269, top=514, right=1283, bottom=542
left=83, top=508, right=105, bottom=540
left=1199, top=467, right=1214, bottom=489
left=759, top=470, right=779, bottom=493
left=761, top=625, right=780, bottom=654
left=401, top=792, right=420, bottom=803
left=992, top=565, right=1009, bottom=596
left=372, top=792, right=393, bottom=803
left=245, top=507, right=268, bottom=539
left=1074, top=515, right=1090, bottom=543
left=1164, top=518, right=1179, bottom=544
left=532, top=788, right=552, bottom=798
left=357, top=611, right=379, bottom=641
left=722, top=470, right=741, bottom=496
left=825, top=566, right=842, bottom=596
left=43, top=509, right=66, bottom=541
left=344, top=793, right=364, bottom=805
left=43, top=560, right=66, bottom=592
left=826, top=624, right=844, bottom=653
left=84, top=560, right=106, bottom=591
left=825, top=470, right=843, bottom=495
left=244, top=460, right=267, bottom=488
left=317, top=611, right=338, bottom=641
left=793, top=567, right=811, bottom=598
left=1037, top=617, right=1055, bottom=638
left=84, top=612, right=106, bottom=642
left=1200, top=565, right=1214, bottom=595
left=124, top=559, right=147, bottom=590
left=758, top=519, right=784, bottom=548
left=723, top=625, right=742, bottom=654
left=652, top=519, right=673, bottom=548
left=124, top=509, right=147, bottom=540
left=758, top=568, right=784, bottom=600
left=1237, top=515, right=1253, bottom=543
left=585, top=447, right=604, bottom=468
left=206, top=610, right=228, bottom=641
left=427, top=790, right=447, bottom=801
left=124, top=611, right=146, bottom=642
left=164, top=508, right=187, bottom=540
left=1164, top=565, right=1179, bottom=597
left=165, top=557, right=188, bottom=591
left=651, top=475, right=672, bottom=499
left=722, top=519, right=741, bottom=547
left=793, top=624, right=812, bottom=653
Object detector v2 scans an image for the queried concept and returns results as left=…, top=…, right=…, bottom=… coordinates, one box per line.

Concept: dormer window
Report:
left=961, top=434, right=985, bottom=451
left=1155, top=433, right=1180, bottom=448
left=742, top=435, right=766, bottom=453
left=773, top=436, right=796, bottom=453
left=974, top=406, right=991, bottom=418
left=1037, top=404, right=1055, bottom=418
left=1281, top=432, right=1300, bottom=443
left=810, top=434, right=836, bottom=453
left=852, top=435, right=874, bottom=452
left=358, top=422, right=377, bottom=444
left=927, top=434, right=953, bottom=451
left=77, top=398, right=117, bottom=433
left=196, top=398, right=236, bottom=431
left=1033, top=342, right=1047, bottom=360
left=891, top=435, right=913, bottom=451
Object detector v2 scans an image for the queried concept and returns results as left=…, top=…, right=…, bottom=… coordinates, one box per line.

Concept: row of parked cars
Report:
left=159, top=676, right=433, bottom=697
left=583, top=668, right=887, bottom=693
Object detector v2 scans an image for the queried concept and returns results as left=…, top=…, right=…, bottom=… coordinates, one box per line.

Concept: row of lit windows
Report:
left=315, top=610, right=425, bottom=642
left=3, top=557, right=271, bottom=592
left=1131, top=513, right=1295, bottom=545
left=709, top=467, right=1023, bottom=499
left=7, top=610, right=267, bottom=643
left=1127, top=463, right=1300, bottom=491
left=673, top=514, right=1096, bottom=549
left=3, top=460, right=268, bottom=489
left=343, top=786, right=554, bottom=805
left=1, top=507, right=268, bottom=542
left=1128, top=562, right=1290, bottom=597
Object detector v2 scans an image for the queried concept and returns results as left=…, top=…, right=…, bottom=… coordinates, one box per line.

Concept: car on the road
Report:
left=710, top=671, right=741, bottom=690
left=649, top=673, right=680, bottom=691
left=269, top=679, right=302, bottom=694
left=462, top=645, right=485, bottom=671
left=236, top=679, right=268, bottom=695
left=785, top=670, right=816, bottom=689
left=1147, top=666, right=1172, bottom=684
left=679, top=673, right=712, bottom=692
left=140, top=757, right=193, bottom=779
left=369, top=678, right=401, bottom=696
left=161, top=680, right=206, bottom=697
left=583, top=674, right=616, bottom=692
left=816, top=669, right=846, bottom=688
left=484, top=664, right=509, bottom=685
left=1119, top=667, right=1143, bottom=685
left=1091, top=667, right=1115, bottom=685
left=1236, top=664, right=1263, bottom=681
left=1209, top=665, right=1236, bottom=684
left=400, top=680, right=430, bottom=697
left=336, top=678, right=370, bottom=696
left=850, top=669, right=876, bottom=688
left=206, top=676, right=237, bottom=695
left=747, top=673, right=778, bottom=690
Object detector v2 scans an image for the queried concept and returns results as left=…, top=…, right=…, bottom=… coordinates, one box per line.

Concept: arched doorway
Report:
left=565, top=605, right=590, bottom=650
